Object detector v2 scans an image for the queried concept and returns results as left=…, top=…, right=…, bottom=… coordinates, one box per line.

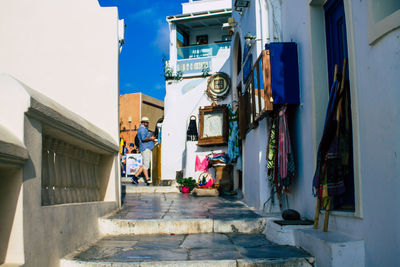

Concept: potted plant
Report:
left=176, top=177, right=196, bottom=193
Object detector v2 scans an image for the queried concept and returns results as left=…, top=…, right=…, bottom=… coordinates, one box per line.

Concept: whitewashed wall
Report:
left=231, top=0, right=280, bottom=211
left=161, top=53, right=231, bottom=179
left=281, top=0, right=400, bottom=266
left=0, top=0, right=120, bottom=266
left=183, top=0, right=231, bottom=13
left=0, top=0, right=119, bottom=142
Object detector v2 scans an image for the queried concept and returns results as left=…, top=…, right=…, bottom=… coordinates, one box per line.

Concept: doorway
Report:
left=324, top=0, right=355, bottom=211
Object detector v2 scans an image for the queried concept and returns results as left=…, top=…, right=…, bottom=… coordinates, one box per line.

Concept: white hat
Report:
left=141, top=116, right=149, bottom=122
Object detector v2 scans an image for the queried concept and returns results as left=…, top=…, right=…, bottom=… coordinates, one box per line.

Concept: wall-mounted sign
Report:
left=176, top=58, right=211, bottom=74
left=206, top=72, right=231, bottom=101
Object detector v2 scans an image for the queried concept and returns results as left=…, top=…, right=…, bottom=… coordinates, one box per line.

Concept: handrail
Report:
left=177, top=41, right=231, bottom=60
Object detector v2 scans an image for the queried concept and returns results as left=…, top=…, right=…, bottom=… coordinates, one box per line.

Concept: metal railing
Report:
left=177, top=42, right=231, bottom=60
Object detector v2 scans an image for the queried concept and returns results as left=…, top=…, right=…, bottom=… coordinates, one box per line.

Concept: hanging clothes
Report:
left=276, top=106, right=295, bottom=192
left=228, top=103, right=240, bottom=164
left=266, top=105, right=295, bottom=200
left=195, top=155, right=209, bottom=172
left=313, top=79, right=351, bottom=206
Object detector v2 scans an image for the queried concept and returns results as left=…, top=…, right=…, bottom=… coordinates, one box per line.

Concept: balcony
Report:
left=177, top=41, right=231, bottom=60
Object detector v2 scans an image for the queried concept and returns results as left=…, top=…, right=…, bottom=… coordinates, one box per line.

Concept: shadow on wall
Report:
left=0, top=167, right=23, bottom=265
left=98, top=154, right=115, bottom=201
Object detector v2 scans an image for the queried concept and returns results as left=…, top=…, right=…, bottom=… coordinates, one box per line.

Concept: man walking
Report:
left=133, top=117, right=155, bottom=185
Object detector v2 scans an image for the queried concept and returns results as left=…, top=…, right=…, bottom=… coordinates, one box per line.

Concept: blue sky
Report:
left=98, top=0, right=186, bottom=100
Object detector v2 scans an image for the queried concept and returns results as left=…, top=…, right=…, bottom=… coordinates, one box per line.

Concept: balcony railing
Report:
left=177, top=42, right=231, bottom=60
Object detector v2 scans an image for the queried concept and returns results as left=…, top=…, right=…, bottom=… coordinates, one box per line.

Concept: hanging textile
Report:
left=187, top=116, right=198, bottom=141
left=195, top=155, right=209, bottom=172
left=228, top=103, right=240, bottom=163
left=207, top=152, right=230, bottom=165
left=266, top=105, right=295, bottom=202
left=277, top=105, right=295, bottom=191
left=313, top=78, right=352, bottom=207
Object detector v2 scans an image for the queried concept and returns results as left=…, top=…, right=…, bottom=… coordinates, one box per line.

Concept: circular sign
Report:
left=206, top=72, right=231, bottom=101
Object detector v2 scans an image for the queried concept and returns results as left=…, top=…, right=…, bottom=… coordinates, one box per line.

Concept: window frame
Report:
left=366, top=0, right=400, bottom=44
left=197, top=104, right=228, bottom=146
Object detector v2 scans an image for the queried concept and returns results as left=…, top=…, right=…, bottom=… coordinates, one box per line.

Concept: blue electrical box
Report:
left=265, top=42, right=300, bottom=105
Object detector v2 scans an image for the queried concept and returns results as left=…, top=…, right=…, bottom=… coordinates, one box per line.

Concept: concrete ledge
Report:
left=294, top=229, right=365, bottom=267
left=214, top=218, right=266, bottom=234
left=122, top=184, right=180, bottom=194
left=99, top=217, right=267, bottom=236
left=99, top=218, right=214, bottom=235
left=61, top=258, right=313, bottom=267
left=265, top=217, right=313, bottom=246
left=0, top=74, right=119, bottom=154
left=0, top=125, right=28, bottom=167
left=236, top=258, right=313, bottom=267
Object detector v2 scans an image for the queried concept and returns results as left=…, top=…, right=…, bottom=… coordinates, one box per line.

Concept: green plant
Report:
left=162, top=55, right=183, bottom=81
left=201, top=64, right=210, bottom=77
left=176, top=177, right=196, bottom=189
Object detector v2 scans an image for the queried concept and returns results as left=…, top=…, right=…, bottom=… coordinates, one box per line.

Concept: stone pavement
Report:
left=61, top=192, right=313, bottom=266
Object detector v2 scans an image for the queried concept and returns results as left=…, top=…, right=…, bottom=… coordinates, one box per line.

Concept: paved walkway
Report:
left=117, top=193, right=261, bottom=220
left=61, top=192, right=313, bottom=267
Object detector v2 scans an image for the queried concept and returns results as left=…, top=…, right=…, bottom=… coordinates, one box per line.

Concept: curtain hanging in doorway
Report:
left=312, top=78, right=352, bottom=207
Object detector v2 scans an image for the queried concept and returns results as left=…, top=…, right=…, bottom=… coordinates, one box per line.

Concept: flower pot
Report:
left=182, top=186, right=190, bottom=194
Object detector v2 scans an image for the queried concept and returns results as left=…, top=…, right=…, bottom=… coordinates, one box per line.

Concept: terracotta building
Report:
left=119, top=93, right=164, bottom=150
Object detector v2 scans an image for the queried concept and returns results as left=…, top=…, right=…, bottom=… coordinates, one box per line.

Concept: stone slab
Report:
left=181, top=233, right=234, bottom=249
left=236, top=258, right=313, bottom=267
left=61, top=233, right=312, bottom=267
left=99, top=218, right=214, bottom=235
left=100, top=193, right=267, bottom=235
left=213, top=218, right=266, bottom=234
left=122, top=184, right=180, bottom=194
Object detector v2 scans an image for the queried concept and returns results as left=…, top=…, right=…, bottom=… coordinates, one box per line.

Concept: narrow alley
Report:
left=61, top=187, right=312, bottom=266
left=1, top=0, right=399, bottom=266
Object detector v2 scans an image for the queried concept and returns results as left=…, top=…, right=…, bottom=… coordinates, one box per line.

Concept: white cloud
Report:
left=152, top=20, right=170, bottom=55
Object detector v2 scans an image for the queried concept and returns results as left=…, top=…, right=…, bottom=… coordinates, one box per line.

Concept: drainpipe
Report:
left=266, top=0, right=283, bottom=42
left=258, top=0, right=270, bottom=47
left=265, top=0, right=275, bottom=42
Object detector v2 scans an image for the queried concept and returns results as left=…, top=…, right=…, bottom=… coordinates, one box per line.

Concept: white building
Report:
left=0, top=0, right=123, bottom=266
left=161, top=0, right=234, bottom=182
left=230, top=0, right=400, bottom=266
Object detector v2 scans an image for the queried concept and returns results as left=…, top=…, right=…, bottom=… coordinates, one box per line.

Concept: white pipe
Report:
left=259, top=0, right=270, bottom=46
left=266, top=0, right=274, bottom=42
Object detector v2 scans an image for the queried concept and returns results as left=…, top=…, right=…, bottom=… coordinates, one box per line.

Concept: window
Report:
left=196, top=35, right=208, bottom=45
left=238, top=50, right=273, bottom=138
left=222, top=35, right=232, bottom=42
left=177, top=29, right=189, bottom=47
left=367, top=0, right=400, bottom=44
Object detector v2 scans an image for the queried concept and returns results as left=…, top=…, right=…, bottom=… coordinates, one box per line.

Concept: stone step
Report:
left=294, top=229, right=364, bottom=267
left=61, top=233, right=314, bottom=267
left=100, top=193, right=266, bottom=235
left=99, top=217, right=266, bottom=236
left=122, top=184, right=180, bottom=194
